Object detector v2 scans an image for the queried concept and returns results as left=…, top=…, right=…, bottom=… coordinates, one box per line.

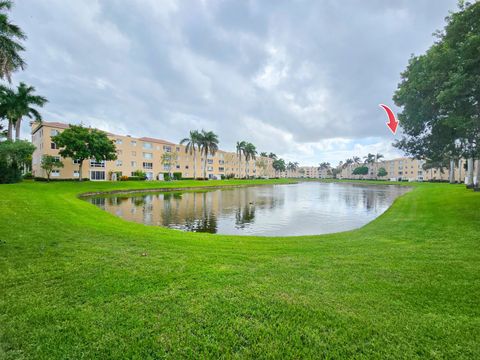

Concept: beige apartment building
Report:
left=31, top=122, right=276, bottom=181
left=281, top=166, right=332, bottom=179
left=339, top=157, right=468, bottom=182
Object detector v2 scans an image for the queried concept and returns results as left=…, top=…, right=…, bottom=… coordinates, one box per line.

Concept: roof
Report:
left=138, top=137, right=176, bottom=146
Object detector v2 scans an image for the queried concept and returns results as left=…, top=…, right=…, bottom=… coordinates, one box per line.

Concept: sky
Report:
left=11, top=0, right=458, bottom=166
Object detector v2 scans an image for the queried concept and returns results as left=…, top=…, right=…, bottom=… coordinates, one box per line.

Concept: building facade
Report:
left=338, top=157, right=468, bottom=182
left=31, top=122, right=276, bottom=181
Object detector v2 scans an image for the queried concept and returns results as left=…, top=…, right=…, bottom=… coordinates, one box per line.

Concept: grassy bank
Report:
left=1, top=179, right=479, bottom=359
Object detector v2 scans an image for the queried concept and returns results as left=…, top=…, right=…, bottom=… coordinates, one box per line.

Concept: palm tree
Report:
left=236, top=141, right=246, bottom=178
left=343, top=158, right=354, bottom=169
left=180, top=130, right=201, bottom=179
left=352, top=156, right=361, bottom=164
left=199, top=130, right=219, bottom=179
left=268, top=152, right=277, bottom=159
left=364, top=153, right=376, bottom=164
left=243, top=142, right=257, bottom=178
left=375, top=153, right=384, bottom=161
left=0, top=1, right=26, bottom=82
left=0, top=82, right=47, bottom=141
left=260, top=152, right=267, bottom=157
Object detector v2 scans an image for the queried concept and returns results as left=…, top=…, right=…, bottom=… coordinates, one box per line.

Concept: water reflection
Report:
left=87, top=182, right=410, bottom=236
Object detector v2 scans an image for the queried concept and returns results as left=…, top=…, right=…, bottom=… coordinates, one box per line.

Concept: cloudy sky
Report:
left=12, top=0, right=458, bottom=165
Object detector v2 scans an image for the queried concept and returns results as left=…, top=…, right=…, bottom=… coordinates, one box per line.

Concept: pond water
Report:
left=86, top=182, right=410, bottom=236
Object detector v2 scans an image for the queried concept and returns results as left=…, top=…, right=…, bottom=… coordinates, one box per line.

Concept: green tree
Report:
left=40, top=155, right=64, bottom=182
left=377, top=167, right=388, bottom=178
left=393, top=2, right=480, bottom=187
left=0, top=139, right=34, bottom=183
left=243, top=142, right=257, bottom=178
left=353, top=166, right=369, bottom=176
left=272, top=158, right=286, bottom=177
left=161, top=151, right=178, bottom=180
left=0, top=82, right=47, bottom=141
left=180, top=130, right=201, bottom=180
left=259, top=152, right=267, bottom=157
left=52, top=125, right=117, bottom=181
left=236, top=141, right=246, bottom=178
left=199, top=130, right=219, bottom=179
left=268, top=152, right=277, bottom=159
left=0, top=1, right=26, bottom=82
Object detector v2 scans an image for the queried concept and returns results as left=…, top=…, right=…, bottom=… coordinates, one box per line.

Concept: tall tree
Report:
left=272, top=158, right=286, bottom=177
left=0, top=82, right=47, bottom=141
left=236, top=141, right=246, bottom=178
left=52, top=125, right=117, bottom=181
left=0, top=1, right=26, bottom=82
left=259, top=152, right=268, bottom=157
left=199, top=130, right=219, bottom=179
left=180, top=130, right=201, bottom=180
left=0, top=139, right=34, bottom=183
left=393, top=2, right=480, bottom=187
left=243, top=142, right=257, bottom=178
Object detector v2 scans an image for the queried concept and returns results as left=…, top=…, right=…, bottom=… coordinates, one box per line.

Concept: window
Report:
left=73, top=159, right=82, bottom=165
left=207, top=166, right=213, bottom=171
left=143, top=162, right=153, bottom=169
left=116, top=139, right=123, bottom=145
left=53, top=156, right=61, bottom=162
left=143, top=152, right=153, bottom=159
left=176, top=165, right=180, bottom=169
left=143, top=142, right=152, bottom=149
left=163, top=165, right=170, bottom=170
left=131, top=161, right=137, bottom=167
left=116, top=160, right=123, bottom=166
left=176, top=147, right=180, bottom=152
left=207, top=159, right=213, bottom=164
left=131, top=151, right=136, bottom=156
left=131, top=140, right=137, bottom=146
left=50, top=129, right=59, bottom=136
left=51, top=142, right=58, bottom=149
left=163, top=145, right=172, bottom=152
left=90, top=171, right=105, bottom=181
left=219, top=167, right=224, bottom=171
left=219, top=160, right=225, bottom=165
left=51, top=170, right=60, bottom=177
left=185, top=165, right=189, bottom=169
left=90, top=159, right=105, bottom=168
left=73, top=170, right=80, bottom=177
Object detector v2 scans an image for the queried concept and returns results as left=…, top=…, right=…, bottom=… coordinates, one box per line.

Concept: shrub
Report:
left=127, top=176, right=146, bottom=181
left=23, top=172, right=33, bottom=179
left=173, top=172, right=182, bottom=180
left=353, top=166, right=369, bottom=175
left=119, top=175, right=129, bottom=181
left=163, top=173, right=172, bottom=181
left=0, top=140, right=36, bottom=184
left=131, top=170, right=147, bottom=179
left=34, top=177, right=90, bottom=182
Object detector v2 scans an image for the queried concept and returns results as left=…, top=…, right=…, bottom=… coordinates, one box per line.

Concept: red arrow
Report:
left=379, top=104, right=399, bottom=134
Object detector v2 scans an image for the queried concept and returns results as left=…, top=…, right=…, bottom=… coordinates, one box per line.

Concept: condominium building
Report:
left=31, top=122, right=276, bottom=181
left=339, top=157, right=468, bottom=182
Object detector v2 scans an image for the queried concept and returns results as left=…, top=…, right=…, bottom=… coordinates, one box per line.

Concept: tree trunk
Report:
left=466, top=158, right=474, bottom=187
left=475, top=159, right=480, bottom=189
left=458, top=159, right=462, bottom=183
left=79, top=162, right=83, bottom=182
left=7, top=120, right=13, bottom=141
left=15, top=117, right=21, bottom=141
left=193, top=150, right=197, bottom=180
left=449, top=159, right=455, bottom=184
left=204, top=155, right=207, bottom=180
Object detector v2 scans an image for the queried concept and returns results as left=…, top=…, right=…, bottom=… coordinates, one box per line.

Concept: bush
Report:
left=0, top=140, right=36, bottom=184
left=127, top=176, right=146, bottom=181
left=119, top=175, right=129, bottom=181
left=173, top=172, right=182, bottom=180
left=163, top=173, right=171, bottom=181
left=34, top=177, right=90, bottom=182
left=23, top=172, right=33, bottom=179
left=131, top=170, right=147, bottom=179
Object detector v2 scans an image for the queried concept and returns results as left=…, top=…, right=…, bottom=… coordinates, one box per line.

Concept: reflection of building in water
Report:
left=91, top=187, right=279, bottom=233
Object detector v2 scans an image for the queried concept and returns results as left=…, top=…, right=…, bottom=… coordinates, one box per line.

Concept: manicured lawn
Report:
left=1, top=179, right=479, bottom=359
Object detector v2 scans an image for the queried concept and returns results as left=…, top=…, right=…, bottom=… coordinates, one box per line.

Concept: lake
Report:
left=86, top=182, right=410, bottom=236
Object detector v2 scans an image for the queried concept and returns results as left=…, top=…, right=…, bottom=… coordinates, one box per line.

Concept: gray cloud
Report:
left=12, top=0, right=457, bottom=165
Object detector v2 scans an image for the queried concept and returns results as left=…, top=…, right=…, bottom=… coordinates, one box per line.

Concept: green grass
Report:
left=1, top=179, right=479, bottom=359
